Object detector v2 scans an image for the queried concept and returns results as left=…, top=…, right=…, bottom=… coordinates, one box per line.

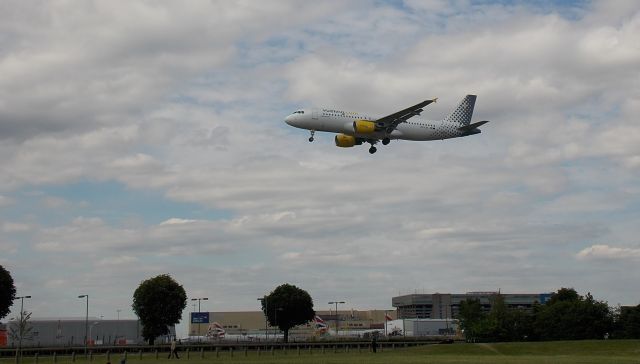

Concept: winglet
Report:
left=432, top=97, right=438, bottom=103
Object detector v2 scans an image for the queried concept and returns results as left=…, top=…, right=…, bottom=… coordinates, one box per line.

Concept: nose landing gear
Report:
left=308, top=130, right=315, bottom=142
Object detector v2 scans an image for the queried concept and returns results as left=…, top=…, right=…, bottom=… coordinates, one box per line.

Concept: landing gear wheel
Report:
left=382, top=138, right=390, bottom=145
left=308, top=137, right=314, bottom=142
left=369, top=146, right=377, bottom=154
left=308, top=130, right=315, bottom=142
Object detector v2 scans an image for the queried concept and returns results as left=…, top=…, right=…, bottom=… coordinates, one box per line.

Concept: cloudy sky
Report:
left=1, top=0, right=639, bottom=335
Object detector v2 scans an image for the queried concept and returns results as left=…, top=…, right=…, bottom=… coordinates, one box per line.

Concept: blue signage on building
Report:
left=539, top=293, right=553, bottom=304
left=191, top=312, right=210, bottom=324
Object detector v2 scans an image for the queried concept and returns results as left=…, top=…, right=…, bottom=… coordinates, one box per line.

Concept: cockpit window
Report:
left=291, top=110, right=304, bottom=114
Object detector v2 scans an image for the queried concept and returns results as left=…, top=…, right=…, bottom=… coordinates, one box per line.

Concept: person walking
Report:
left=168, top=338, right=180, bottom=359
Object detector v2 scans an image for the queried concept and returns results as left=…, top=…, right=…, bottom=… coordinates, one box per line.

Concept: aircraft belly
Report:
left=394, top=125, right=423, bottom=141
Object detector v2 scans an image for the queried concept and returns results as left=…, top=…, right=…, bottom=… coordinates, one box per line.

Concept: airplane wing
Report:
left=374, top=98, right=437, bottom=133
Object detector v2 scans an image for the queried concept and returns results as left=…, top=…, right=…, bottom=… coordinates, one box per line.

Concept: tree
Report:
left=546, top=287, right=580, bottom=305
left=260, top=283, right=315, bottom=342
left=534, top=289, right=613, bottom=340
left=615, top=304, right=640, bottom=338
left=9, top=311, right=33, bottom=363
left=458, top=298, right=484, bottom=342
left=132, top=274, right=187, bottom=345
left=0, top=265, right=17, bottom=320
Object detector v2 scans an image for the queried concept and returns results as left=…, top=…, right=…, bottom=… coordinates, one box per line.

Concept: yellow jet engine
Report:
left=353, top=120, right=376, bottom=134
left=335, top=134, right=357, bottom=148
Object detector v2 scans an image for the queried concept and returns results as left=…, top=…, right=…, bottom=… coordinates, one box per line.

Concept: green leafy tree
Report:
left=506, top=308, right=534, bottom=341
left=0, top=265, right=17, bottom=320
left=534, top=289, right=613, bottom=340
left=458, top=298, right=485, bottom=342
left=615, top=304, right=640, bottom=338
left=132, top=274, right=187, bottom=345
left=546, top=287, right=580, bottom=305
left=460, top=296, right=535, bottom=342
left=260, top=283, right=315, bottom=342
left=479, top=295, right=534, bottom=342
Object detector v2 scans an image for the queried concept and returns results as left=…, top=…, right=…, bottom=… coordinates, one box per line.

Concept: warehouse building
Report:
left=1, top=318, right=167, bottom=347
left=392, top=292, right=552, bottom=319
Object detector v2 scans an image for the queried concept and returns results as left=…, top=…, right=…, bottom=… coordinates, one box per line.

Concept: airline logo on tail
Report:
left=314, top=315, right=329, bottom=334
left=206, top=322, right=225, bottom=338
left=385, top=313, right=393, bottom=321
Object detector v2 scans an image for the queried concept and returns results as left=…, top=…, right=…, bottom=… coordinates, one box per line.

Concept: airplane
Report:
left=284, top=94, right=489, bottom=154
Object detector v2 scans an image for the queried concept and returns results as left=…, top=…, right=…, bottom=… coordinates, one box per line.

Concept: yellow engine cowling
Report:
left=335, top=134, right=356, bottom=148
left=353, top=120, right=376, bottom=134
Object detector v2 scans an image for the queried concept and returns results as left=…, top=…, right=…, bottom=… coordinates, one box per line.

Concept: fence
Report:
left=0, top=340, right=448, bottom=360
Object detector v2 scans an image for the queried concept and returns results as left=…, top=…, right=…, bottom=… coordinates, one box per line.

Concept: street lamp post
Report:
left=78, top=295, right=88, bottom=355
left=190, top=297, right=208, bottom=336
left=328, top=301, right=345, bottom=336
left=257, top=298, right=268, bottom=341
left=273, top=307, right=283, bottom=340
left=16, top=295, right=31, bottom=364
left=115, top=309, right=121, bottom=345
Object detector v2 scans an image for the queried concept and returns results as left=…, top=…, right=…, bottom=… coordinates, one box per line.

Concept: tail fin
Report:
left=443, top=95, right=476, bottom=126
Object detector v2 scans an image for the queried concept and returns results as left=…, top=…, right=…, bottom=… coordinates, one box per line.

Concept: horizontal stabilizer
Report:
left=458, top=120, right=489, bottom=132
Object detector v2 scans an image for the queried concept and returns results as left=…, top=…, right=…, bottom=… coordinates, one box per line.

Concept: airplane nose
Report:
left=284, top=115, right=294, bottom=125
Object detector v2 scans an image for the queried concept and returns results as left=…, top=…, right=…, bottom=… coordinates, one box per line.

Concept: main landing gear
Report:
left=369, top=145, right=377, bottom=154
left=308, top=130, right=315, bottom=142
left=382, top=138, right=390, bottom=145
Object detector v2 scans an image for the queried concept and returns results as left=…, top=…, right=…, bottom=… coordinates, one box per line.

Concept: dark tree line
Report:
left=459, top=288, right=640, bottom=342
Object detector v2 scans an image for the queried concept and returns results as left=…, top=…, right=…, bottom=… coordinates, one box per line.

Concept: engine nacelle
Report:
left=353, top=120, right=376, bottom=134
left=335, top=134, right=356, bottom=148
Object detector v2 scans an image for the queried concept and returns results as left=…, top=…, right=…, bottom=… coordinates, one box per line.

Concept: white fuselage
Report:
left=284, top=108, right=469, bottom=141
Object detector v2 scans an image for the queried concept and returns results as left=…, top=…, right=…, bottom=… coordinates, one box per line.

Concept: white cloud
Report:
left=1, top=222, right=31, bottom=233
left=159, top=218, right=199, bottom=225
left=577, top=244, right=640, bottom=260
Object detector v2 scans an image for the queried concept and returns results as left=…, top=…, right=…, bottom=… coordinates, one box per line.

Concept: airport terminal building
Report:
left=392, top=292, right=552, bottom=319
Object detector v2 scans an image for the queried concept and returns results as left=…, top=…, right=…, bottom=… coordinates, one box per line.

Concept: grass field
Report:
left=2, top=340, right=640, bottom=364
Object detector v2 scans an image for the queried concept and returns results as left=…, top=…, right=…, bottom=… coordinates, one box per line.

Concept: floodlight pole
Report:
left=257, top=298, right=268, bottom=341
left=191, top=297, right=208, bottom=336
left=328, top=301, right=345, bottom=336
left=78, top=295, right=88, bottom=355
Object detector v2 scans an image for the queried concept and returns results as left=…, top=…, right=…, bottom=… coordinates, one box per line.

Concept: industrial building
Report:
left=189, top=309, right=396, bottom=338
left=0, top=317, right=167, bottom=347
left=392, top=292, right=553, bottom=319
